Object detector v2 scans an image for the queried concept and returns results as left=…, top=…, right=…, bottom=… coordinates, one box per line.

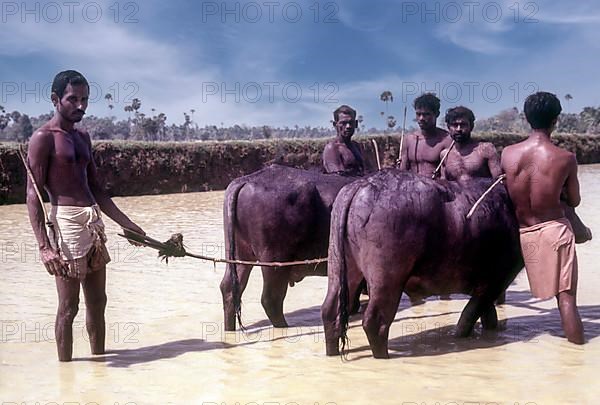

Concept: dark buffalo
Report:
left=221, top=164, right=357, bottom=331
left=322, top=170, right=524, bottom=358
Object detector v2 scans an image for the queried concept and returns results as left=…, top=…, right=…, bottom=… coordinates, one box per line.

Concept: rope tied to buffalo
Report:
left=118, top=230, right=328, bottom=267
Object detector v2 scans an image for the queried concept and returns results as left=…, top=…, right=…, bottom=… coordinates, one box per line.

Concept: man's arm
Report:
left=322, top=142, right=345, bottom=174
left=84, top=132, right=145, bottom=235
left=484, top=142, right=503, bottom=178
left=26, top=131, right=69, bottom=277
left=563, top=154, right=581, bottom=207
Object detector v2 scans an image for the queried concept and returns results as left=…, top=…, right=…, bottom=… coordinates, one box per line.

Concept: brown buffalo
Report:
left=221, top=164, right=357, bottom=331
left=322, top=170, right=524, bottom=358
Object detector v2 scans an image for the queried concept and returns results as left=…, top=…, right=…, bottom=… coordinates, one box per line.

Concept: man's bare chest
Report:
left=446, top=149, right=486, bottom=175
left=52, top=134, right=91, bottom=167
left=414, top=138, right=445, bottom=163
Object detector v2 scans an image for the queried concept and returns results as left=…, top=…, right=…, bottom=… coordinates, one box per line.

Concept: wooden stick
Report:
left=466, top=174, right=507, bottom=219
left=371, top=139, right=381, bottom=170
left=397, top=106, right=407, bottom=165
left=432, top=139, right=455, bottom=179
left=18, top=144, right=60, bottom=251
left=18, top=145, right=48, bottom=220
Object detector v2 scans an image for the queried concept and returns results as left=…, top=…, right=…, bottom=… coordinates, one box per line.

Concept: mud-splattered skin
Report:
left=221, top=164, right=358, bottom=331
left=322, top=170, right=524, bottom=358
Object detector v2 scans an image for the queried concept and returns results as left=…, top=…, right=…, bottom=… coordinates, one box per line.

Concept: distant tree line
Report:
left=2, top=93, right=600, bottom=142
left=475, top=106, right=600, bottom=134
left=0, top=97, right=351, bottom=142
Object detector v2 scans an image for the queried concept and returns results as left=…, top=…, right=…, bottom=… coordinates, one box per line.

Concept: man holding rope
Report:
left=501, top=91, right=584, bottom=344
left=322, top=105, right=364, bottom=176
left=440, top=106, right=502, bottom=182
left=398, top=93, right=452, bottom=177
left=25, top=70, right=145, bottom=361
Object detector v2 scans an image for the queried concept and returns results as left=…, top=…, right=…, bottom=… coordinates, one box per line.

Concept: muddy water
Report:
left=1, top=166, right=600, bottom=405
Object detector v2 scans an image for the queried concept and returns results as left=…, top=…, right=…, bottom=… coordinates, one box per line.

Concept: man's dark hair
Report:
left=524, top=92, right=562, bottom=129
left=333, top=105, right=357, bottom=121
left=51, top=70, right=89, bottom=99
left=413, top=93, right=441, bottom=115
left=445, top=106, right=475, bottom=128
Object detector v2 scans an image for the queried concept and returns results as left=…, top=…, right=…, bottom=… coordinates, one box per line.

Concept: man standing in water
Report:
left=398, top=93, right=452, bottom=176
left=398, top=94, right=453, bottom=303
left=440, top=106, right=502, bottom=182
left=25, top=70, right=145, bottom=361
left=322, top=105, right=364, bottom=176
left=501, top=91, right=584, bottom=344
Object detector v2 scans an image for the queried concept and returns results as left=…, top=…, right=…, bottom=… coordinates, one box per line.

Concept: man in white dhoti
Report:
left=25, top=70, right=145, bottom=361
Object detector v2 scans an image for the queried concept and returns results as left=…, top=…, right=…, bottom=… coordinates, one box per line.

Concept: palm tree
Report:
left=131, top=98, right=142, bottom=112
left=104, top=93, right=114, bottom=110
left=564, top=94, right=573, bottom=112
left=380, top=91, right=393, bottom=112
left=0, top=105, right=9, bottom=131
left=124, top=105, right=133, bottom=122
left=387, top=115, right=397, bottom=129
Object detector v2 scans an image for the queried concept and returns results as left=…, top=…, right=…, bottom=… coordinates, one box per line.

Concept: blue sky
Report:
left=1, top=0, right=599, bottom=128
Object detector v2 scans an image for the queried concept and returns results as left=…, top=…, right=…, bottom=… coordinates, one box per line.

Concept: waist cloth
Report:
left=519, top=217, right=577, bottom=300
left=49, top=204, right=111, bottom=280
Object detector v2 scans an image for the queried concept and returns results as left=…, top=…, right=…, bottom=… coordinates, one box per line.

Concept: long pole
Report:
left=432, top=140, right=455, bottom=179
left=18, top=144, right=60, bottom=252
left=371, top=139, right=381, bottom=170
left=466, top=174, right=507, bottom=219
left=397, top=106, right=407, bottom=165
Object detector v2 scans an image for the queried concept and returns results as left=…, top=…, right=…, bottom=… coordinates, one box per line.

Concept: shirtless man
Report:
left=322, top=105, right=364, bottom=176
left=441, top=106, right=502, bottom=181
left=26, top=70, right=145, bottom=361
left=440, top=106, right=505, bottom=304
left=398, top=94, right=452, bottom=303
left=501, top=92, right=584, bottom=344
left=398, top=93, right=452, bottom=176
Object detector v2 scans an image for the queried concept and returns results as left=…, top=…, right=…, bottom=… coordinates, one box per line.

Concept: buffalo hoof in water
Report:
left=326, top=341, right=340, bottom=356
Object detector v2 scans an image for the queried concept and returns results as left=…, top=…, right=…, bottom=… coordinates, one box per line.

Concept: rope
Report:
left=117, top=232, right=328, bottom=267
left=185, top=252, right=327, bottom=267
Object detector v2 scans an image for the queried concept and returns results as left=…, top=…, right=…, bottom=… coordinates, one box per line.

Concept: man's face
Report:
left=55, top=83, right=89, bottom=123
left=448, top=117, right=472, bottom=143
left=415, top=107, right=437, bottom=131
left=334, top=112, right=357, bottom=140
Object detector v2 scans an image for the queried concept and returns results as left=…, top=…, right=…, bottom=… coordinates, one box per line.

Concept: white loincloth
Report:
left=49, top=204, right=110, bottom=279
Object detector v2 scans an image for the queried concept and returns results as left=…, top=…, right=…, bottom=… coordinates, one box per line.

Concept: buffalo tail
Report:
left=224, top=180, right=246, bottom=330
left=331, top=182, right=362, bottom=357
